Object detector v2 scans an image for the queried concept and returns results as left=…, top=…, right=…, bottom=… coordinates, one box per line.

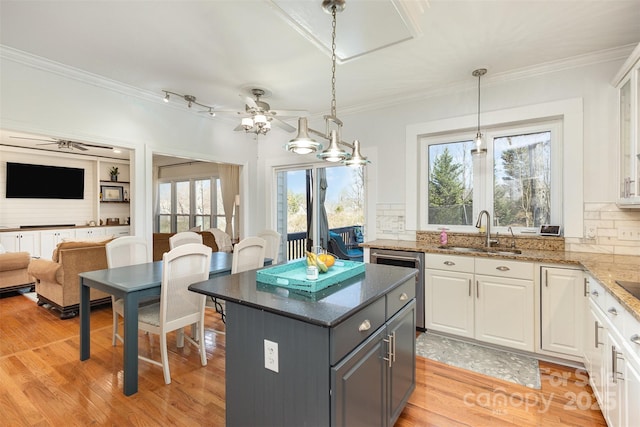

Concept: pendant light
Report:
left=470, top=68, right=487, bottom=156
left=285, top=0, right=369, bottom=167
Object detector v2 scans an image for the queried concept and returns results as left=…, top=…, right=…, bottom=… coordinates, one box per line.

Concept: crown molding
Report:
left=339, top=43, right=636, bottom=116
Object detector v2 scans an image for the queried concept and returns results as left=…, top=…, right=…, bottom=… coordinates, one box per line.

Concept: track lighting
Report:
left=161, top=90, right=216, bottom=116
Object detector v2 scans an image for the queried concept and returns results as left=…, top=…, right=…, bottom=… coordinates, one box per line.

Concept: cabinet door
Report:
left=75, top=228, right=107, bottom=239
left=475, top=275, right=534, bottom=351
left=39, top=229, right=74, bottom=260
left=604, top=331, right=625, bottom=427
left=625, top=359, right=640, bottom=427
left=332, top=326, right=387, bottom=427
left=0, top=231, right=38, bottom=256
left=541, top=267, right=584, bottom=357
left=587, top=302, right=606, bottom=406
left=387, top=301, right=416, bottom=426
left=425, top=269, right=474, bottom=338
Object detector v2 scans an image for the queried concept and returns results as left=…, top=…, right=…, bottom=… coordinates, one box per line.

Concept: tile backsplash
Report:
left=375, top=202, right=640, bottom=255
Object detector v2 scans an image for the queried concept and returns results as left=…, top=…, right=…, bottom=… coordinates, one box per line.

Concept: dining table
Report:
left=79, top=251, right=262, bottom=396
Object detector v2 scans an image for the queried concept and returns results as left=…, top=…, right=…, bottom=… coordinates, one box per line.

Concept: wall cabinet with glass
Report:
left=614, top=42, right=640, bottom=206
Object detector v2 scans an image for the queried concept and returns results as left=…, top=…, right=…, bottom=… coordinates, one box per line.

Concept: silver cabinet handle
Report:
left=476, top=280, right=479, bottom=299
left=496, top=266, right=510, bottom=271
left=383, top=332, right=395, bottom=367
left=595, top=321, right=604, bottom=348
left=583, top=277, right=589, bottom=297
left=468, top=279, right=471, bottom=297
left=444, top=261, right=455, bottom=266
left=545, top=269, right=548, bottom=287
left=592, top=290, right=599, bottom=297
left=612, top=345, right=624, bottom=383
left=631, top=335, right=640, bottom=345
left=358, top=319, right=371, bottom=332
left=399, top=292, right=408, bottom=301
left=608, top=307, right=618, bottom=316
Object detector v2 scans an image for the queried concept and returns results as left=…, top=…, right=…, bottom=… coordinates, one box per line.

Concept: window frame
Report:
left=419, top=119, right=563, bottom=234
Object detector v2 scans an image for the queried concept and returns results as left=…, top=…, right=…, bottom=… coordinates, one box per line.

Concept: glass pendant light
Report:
left=471, top=68, right=487, bottom=156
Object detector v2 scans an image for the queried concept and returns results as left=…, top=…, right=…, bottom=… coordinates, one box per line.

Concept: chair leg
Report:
left=198, top=322, right=207, bottom=367
left=176, top=328, right=185, bottom=348
left=160, top=333, right=171, bottom=385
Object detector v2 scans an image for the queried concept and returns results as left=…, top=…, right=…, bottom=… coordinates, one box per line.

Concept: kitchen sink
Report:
left=438, top=245, right=522, bottom=255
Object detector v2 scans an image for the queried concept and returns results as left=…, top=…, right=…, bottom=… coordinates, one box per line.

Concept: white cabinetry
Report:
left=584, top=274, right=640, bottom=426
left=39, top=228, right=75, bottom=260
left=108, top=226, right=130, bottom=237
left=613, top=42, right=640, bottom=206
left=475, top=258, right=534, bottom=352
left=75, top=227, right=107, bottom=240
left=0, top=231, right=38, bottom=256
left=540, top=266, right=585, bottom=358
left=425, top=254, right=534, bottom=352
left=425, top=254, right=474, bottom=338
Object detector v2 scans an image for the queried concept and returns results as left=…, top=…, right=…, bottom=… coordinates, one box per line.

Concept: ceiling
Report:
left=1, top=0, right=640, bottom=157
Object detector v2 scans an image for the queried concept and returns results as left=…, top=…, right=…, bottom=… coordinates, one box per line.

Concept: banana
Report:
left=306, top=251, right=328, bottom=273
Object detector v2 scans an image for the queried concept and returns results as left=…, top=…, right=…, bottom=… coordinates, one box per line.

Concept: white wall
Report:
left=3, top=48, right=640, bottom=254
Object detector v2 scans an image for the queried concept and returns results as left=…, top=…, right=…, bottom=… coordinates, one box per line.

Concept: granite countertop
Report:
left=362, top=239, right=640, bottom=322
left=189, top=263, right=417, bottom=327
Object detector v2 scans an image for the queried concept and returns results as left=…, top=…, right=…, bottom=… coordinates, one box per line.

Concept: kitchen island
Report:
left=189, top=263, right=417, bottom=427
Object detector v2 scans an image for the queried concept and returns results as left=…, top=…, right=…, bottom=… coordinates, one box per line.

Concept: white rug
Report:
left=416, top=332, right=541, bottom=389
left=20, top=290, right=38, bottom=303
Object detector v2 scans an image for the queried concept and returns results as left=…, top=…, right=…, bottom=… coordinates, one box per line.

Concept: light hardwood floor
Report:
left=0, top=292, right=606, bottom=426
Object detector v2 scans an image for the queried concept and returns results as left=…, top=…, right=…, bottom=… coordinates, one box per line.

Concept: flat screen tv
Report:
left=6, top=162, right=85, bottom=199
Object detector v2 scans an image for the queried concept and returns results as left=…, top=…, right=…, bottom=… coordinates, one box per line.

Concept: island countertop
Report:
left=189, top=262, right=417, bottom=327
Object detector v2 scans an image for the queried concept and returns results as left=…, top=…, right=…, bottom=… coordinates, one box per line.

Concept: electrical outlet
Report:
left=618, top=227, right=640, bottom=241
left=264, top=339, right=279, bottom=373
left=585, top=225, right=597, bottom=239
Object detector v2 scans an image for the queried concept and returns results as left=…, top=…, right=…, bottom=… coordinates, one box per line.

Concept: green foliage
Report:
left=428, top=148, right=471, bottom=224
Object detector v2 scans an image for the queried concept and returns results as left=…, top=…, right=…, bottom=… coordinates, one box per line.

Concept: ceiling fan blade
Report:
left=35, top=142, right=61, bottom=146
left=271, top=117, right=296, bottom=133
left=71, top=142, right=89, bottom=151
left=270, top=109, right=308, bottom=117
left=242, top=94, right=259, bottom=109
left=233, top=124, right=246, bottom=132
left=77, top=142, right=112, bottom=150
left=10, top=136, right=57, bottom=143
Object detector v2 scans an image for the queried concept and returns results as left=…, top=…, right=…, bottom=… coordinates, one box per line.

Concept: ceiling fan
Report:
left=10, top=136, right=112, bottom=151
left=211, top=88, right=307, bottom=135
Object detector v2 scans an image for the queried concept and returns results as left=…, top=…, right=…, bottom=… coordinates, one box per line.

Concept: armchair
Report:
left=328, top=231, right=363, bottom=262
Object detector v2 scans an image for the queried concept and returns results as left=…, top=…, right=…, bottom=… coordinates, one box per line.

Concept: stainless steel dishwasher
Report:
left=369, top=248, right=425, bottom=330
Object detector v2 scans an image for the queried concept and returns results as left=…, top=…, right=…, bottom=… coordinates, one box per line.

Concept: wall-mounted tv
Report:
left=6, top=162, right=85, bottom=199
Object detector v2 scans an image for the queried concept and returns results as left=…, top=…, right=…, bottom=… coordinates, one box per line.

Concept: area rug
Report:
left=416, top=332, right=541, bottom=389
left=20, top=289, right=38, bottom=303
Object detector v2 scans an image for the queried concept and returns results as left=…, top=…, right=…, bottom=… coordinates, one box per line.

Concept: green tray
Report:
left=256, top=259, right=365, bottom=293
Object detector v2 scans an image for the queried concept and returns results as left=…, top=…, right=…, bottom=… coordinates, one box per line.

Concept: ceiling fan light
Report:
left=286, top=117, right=322, bottom=154
left=254, top=114, right=267, bottom=125
left=344, top=140, right=369, bottom=167
left=163, top=92, right=170, bottom=103
left=263, top=121, right=271, bottom=130
left=241, top=117, right=254, bottom=130
left=317, top=130, right=349, bottom=162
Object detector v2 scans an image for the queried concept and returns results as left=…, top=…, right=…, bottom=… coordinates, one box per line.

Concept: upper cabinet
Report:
left=614, top=42, right=640, bottom=207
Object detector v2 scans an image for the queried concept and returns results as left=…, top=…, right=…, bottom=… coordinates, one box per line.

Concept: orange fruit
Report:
left=318, top=253, right=335, bottom=268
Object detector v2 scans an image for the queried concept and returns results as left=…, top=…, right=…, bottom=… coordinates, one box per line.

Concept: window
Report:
left=156, top=177, right=226, bottom=233
left=422, top=120, right=561, bottom=232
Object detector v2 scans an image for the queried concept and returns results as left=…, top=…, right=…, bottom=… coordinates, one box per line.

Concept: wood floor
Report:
left=0, top=292, right=607, bottom=426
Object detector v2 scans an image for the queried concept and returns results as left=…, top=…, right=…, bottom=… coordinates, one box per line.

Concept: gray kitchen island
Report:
left=189, top=262, right=417, bottom=427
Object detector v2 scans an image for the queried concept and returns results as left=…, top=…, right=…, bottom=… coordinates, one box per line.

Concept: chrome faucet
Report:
left=475, top=210, right=497, bottom=247
left=507, top=226, right=516, bottom=248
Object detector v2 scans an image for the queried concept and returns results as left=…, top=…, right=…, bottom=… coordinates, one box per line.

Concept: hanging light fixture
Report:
left=285, top=0, right=369, bottom=167
left=162, top=90, right=217, bottom=117
left=470, top=68, right=487, bottom=156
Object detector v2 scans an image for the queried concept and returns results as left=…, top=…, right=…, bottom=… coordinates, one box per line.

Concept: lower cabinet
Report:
left=540, top=266, right=585, bottom=358
left=39, top=228, right=75, bottom=260
left=425, top=254, right=534, bottom=352
left=475, top=274, right=534, bottom=352
left=332, top=301, right=416, bottom=427
left=0, top=231, right=38, bottom=256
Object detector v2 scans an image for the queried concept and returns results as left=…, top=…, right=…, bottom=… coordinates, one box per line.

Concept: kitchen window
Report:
left=421, top=119, right=562, bottom=232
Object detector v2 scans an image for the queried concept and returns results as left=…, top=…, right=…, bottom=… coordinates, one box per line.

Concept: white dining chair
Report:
left=232, top=236, right=266, bottom=274
left=169, top=231, right=203, bottom=249
left=136, top=243, right=211, bottom=384
left=257, top=229, right=281, bottom=264
left=105, top=236, right=151, bottom=346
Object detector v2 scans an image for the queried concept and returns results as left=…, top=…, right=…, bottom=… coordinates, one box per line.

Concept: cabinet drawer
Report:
left=589, top=277, right=607, bottom=312
left=426, top=254, right=474, bottom=273
left=475, top=258, right=533, bottom=280
left=330, top=297, right=386, bottom=365
left=604, top=291, right=625, bottom=332
left=387, top=278, right=415, bottom=319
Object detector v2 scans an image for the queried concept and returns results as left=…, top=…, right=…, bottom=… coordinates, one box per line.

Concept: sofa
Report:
left=0, top=251, right=34, bottom=293
left=27, top=239, right=114, bottom=319
left=152, top=231, right=219, bottom=261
